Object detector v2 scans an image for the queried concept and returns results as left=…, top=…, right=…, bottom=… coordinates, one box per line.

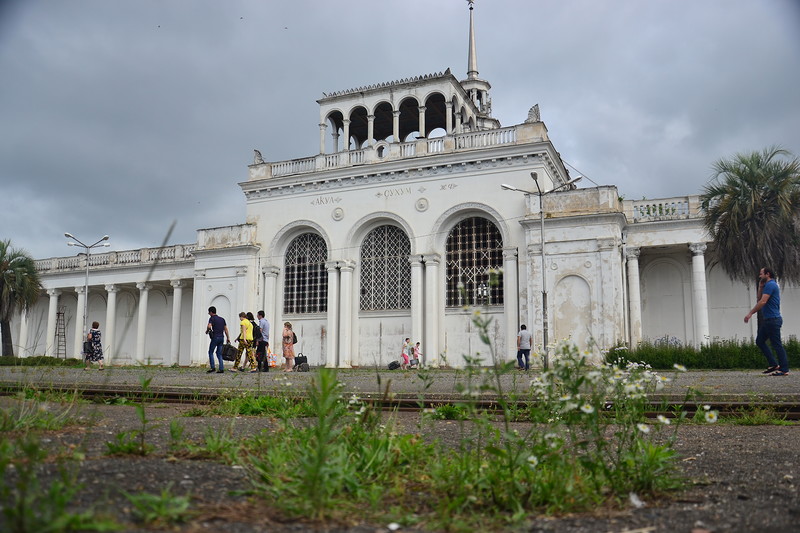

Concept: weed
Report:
left=0, top=399, right=78, bottom=432
left=123, top=483, right=191, bottom=526
left=0, top=434, right=118, bottom=532
left=104, top=373, right=155, bottom=456
left=731, top=405, right=789, bottom=425
left=426, top=403, right=468, bottom=420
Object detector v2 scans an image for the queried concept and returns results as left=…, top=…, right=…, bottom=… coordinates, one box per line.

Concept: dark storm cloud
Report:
left=1, top=0, right=798, bottom=258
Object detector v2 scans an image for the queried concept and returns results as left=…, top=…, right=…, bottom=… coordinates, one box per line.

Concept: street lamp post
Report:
left=65, top=233, right=110, bottom=346
left=501, top=172, right=581, bottom=370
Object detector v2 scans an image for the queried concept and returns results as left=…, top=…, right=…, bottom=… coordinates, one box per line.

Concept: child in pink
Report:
left=412, top=342, right=422, bottom=367
left=401, top=338, right=411, bottom=369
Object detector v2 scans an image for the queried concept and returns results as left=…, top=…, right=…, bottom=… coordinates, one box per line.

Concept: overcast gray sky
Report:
left=2, top=0, right=799, bottom=260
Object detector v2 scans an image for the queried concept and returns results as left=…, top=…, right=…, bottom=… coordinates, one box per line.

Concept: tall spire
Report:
left=466, top=0, right=478, bottom=80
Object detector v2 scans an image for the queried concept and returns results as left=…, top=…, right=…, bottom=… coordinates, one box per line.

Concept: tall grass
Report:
left=611, top=337, right=800, bottom=369
left=242, top=311, right=708, bottom=531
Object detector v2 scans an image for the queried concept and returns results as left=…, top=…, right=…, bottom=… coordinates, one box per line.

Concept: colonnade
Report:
left=18, top=280, right=188, bottom=364
left=319, top=100, right=467, bottom=154
left=626, top=242, right=710, bottom=347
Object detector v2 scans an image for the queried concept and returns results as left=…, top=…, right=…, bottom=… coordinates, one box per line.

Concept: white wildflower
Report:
left=527, top=455, right=539, bottom=468
left=704, top=410, right=718, bottom=423
left=636, top=423, right=650, bottom=434
left=657, top=415, right=671, bottom=425
left=673, top=363, right=687, bottom=372
left=580, top=403, right=595, bottom=414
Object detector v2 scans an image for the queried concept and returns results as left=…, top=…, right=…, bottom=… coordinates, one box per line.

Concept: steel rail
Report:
left=2, top=383, right=798, bottom=420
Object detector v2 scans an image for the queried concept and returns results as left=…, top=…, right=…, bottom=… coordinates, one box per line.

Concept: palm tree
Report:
left=0, top=240, right=42, bottom=357
left=700, top=146, right=800, bottom=285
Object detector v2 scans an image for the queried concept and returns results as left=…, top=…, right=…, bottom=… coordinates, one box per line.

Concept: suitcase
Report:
left=388, top=360, right=401, bottom=370
left=221, top=343, right=238, bottom=362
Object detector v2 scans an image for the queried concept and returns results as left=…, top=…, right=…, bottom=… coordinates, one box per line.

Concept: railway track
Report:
left=2, top=382, right=799, bottom=420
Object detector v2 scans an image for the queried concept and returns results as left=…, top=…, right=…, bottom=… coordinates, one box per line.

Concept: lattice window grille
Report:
left=283, top=233, right=328, bottom=314
left=360, top=225, right=411, bottom=311
left=445, top=217, right=504, bottom=307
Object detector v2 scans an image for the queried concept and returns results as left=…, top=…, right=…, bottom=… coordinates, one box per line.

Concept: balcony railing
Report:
left=627, top=196, right=702, bottom=222
left=35, top=244, right=196, bottom=273
left=268, top=124, right=530, bottom=179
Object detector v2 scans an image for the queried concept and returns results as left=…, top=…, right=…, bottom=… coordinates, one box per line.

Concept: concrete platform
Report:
left=0, top=366, right=796, bottom=403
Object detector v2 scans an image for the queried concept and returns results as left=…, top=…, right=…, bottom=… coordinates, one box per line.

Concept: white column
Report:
left=423, top=254, right=441, bottom=367
left=104, top=284, right=118, bottom=363
left=18, top=310, right=29, bottom=357
left=319, top=122, right=327, bottom=154
left=262, top=266, right=279, bottom=328
left=503, top=248, right=519, bottom=362
left=135, top=282, right=150, bottom=363
left=234, top=267, right=248, bottom=319
left=690, top=243, right=710, bottom=346
left=342, top=118, right=350, bottom=151
left=325, top=261, right=340, bottom=368
left=46, top=289, right=60, bottom=357
left=73, top=286, right=86, bottom=357
left=626, top=247, right=642, bottom=347
left=417, top=105, right=426, bottom=138
left=410, top=255, right=424, bottom=351
left=338, top=262, right=354, bottom=368
left=192, top=270, right=207, bottom=366
left=445, top=100, right=453, bottom=134
left=367, top=115, right=375, bottom=146
left=170, top=280, right=183, bottom=366
left=392, top=111, right=400, bottom=143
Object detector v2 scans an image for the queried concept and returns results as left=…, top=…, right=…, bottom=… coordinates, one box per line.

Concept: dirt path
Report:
left=2, top=400, right=799, bottom=532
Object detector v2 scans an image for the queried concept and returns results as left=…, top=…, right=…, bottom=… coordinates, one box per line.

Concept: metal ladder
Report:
left=55, top=306, right=66, bottom=358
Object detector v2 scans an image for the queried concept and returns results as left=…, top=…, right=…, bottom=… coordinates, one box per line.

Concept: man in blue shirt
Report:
left=744, top=267, right=789, bottom=376
left=256, top=310, right=271, bottom=372
left=206, top=306, right=231, bottom=373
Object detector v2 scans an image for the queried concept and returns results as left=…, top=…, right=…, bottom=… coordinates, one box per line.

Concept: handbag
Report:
left=221, top=343, right=238, bottom=362
left=292, top=332, right=298, bottom=344
left=83, top=340, right=92, bottom=355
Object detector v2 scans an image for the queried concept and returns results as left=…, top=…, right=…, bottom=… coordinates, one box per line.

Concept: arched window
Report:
left=360, top=225, right=411, bottom=311
left=445, top=217, right=504, bottom=307
left=283, top=233, right=328, bottom=314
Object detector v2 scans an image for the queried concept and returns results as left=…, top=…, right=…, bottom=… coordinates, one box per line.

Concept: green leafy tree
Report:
left=700, top=147, right=800, bottom=285
left=0, top=240, right=42, bottom=357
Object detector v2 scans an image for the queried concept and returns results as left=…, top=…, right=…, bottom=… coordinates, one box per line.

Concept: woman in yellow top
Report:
left=232, top=311, right=255, bottom=371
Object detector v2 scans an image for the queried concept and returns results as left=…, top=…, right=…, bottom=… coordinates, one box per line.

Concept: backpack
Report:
left=250, top=320, right=261, bottom=341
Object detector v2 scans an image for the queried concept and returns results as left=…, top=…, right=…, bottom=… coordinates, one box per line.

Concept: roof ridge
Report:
left=321, top=68, right=452, bottom=98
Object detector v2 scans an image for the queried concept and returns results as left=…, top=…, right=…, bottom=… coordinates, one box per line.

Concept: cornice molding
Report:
left=243, top=151, right=551, bottom=201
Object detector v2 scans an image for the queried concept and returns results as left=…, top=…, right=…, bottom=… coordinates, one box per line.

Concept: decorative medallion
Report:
left=332, top=207, right=344, bottom=221
left=584, top=261, right=592, bottom=268
left=415, top=198, right=429, bottom=212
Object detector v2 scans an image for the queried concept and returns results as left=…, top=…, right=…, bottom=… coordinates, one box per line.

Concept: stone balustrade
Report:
left=35, top=244, right=196, bottom=273
left=625, top=195, right=702, bottom=222
left=261, top=124, right=536, bottom=180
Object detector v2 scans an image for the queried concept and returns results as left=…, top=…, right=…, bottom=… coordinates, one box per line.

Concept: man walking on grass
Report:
left=744, top=267, right=789, bottom=376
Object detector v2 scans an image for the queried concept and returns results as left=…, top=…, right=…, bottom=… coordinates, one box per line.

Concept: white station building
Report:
left=12, top=4, right=798, bottom=367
